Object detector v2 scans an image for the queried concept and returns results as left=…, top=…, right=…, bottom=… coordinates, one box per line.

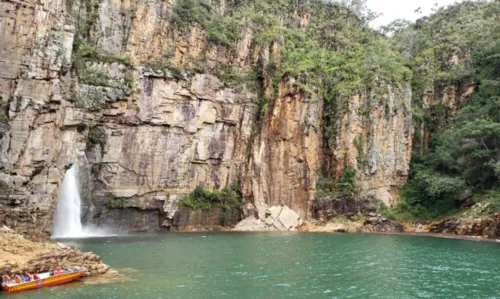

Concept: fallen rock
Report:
left=234, top=205, right=303, bottom=232
left=264, top=206, right=302, bottom=231
left=0, top=230, right=111, bottom=277
left=233, top=217, right=275, bottom=231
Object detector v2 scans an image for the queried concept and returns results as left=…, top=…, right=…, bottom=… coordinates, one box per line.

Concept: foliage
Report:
left=354, top=135, right=364, bottom=168
left=337, top=167, right=356, bottom=201
left=86, top=126, right=106, bottom=153
left=206, top=16, right=241, bottom=48
left=388, top=0, right=499, bottom=120
left=73, top=39, right=134, bottom=94
left=0, top=180, right=11, bottom=201
left=482, top=191, right=500, bottom=214
left=0, top=102, right=9, bottom=124
left=389, top=170, right=464, bottom=220
left=316, top=175, right=336, bottom=199
left=106, top=193, right=126, bottom=208
left=74, top=40, right=133, bottom=66
left=143, top=51, right=210, bottom=80
left=382, top=1, right=500, bottom=220
left=171, top=0, right=212, bottom=32
left=180, top=185, right=242, bottom=211
left=79, top=69, right=110, bottom=86
left=316, top=166, right=356, bottom=201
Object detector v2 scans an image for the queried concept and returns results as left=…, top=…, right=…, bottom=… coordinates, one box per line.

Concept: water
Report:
left=3, top=233, right=500, bottom=298
left=52, top=165, right=83, bottom=238
left=52, top=165, right=109, bottom=238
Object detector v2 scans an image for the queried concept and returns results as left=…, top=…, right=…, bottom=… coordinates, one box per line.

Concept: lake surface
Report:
left=2, top=233, right=500, bottom=298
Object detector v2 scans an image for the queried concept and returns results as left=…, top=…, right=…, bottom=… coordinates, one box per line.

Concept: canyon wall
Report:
left=0, top=0, right=413, bottom=236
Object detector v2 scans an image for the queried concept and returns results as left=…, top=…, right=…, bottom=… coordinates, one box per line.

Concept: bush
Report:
left=337, top=167, right=356, bottom=201
left=0, top=180, right=11, bottom=201
left=79, top=69, right=110, bottom=86
left=316, top=176, right=335, bottom=199
left=384, top=170, right=464, bottom=221
left=180, top=185, right=242, bottom=211
left=86, top=126, right=106, bottom=153
left=315, top=167, right=356, bottom=201
left=206, top=16, right=241, bottom=48
left=74, top=40, right=134, bottom=67
left=171, top=0, right=211, bottom=32
left=0, top=102, right=9, bottom=124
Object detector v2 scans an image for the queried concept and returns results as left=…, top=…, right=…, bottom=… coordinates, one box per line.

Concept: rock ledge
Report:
left=0, top=228, right=110, bottom=278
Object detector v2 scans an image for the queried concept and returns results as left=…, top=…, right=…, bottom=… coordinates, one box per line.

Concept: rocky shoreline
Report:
left=230, top=205, right=500, bottom=242
left=0, top=227, right=111, bottom=280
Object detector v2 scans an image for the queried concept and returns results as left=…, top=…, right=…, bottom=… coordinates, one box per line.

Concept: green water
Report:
left=2, top=233, right=500, bottom=298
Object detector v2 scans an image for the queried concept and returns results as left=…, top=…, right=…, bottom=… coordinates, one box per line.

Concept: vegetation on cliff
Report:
left=149, top=0, right=412, bottom=207
left=180, top=184, right=242, bottom=211
left=384, top=0, right=500, bottom=220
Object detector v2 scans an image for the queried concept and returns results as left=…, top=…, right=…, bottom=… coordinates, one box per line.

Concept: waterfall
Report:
left=52, top=164, right=83, bottom=238
left=52, top=164, right=109, bottom=238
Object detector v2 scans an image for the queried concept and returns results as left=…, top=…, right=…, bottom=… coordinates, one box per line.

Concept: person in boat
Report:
left=54, top=269, right=66, bottom=276
left=3, top=275, right=14, bottom=284
left=24, top=271, right=34, bottom=281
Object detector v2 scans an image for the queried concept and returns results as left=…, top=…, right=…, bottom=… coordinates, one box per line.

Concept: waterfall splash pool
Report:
left=3, top=232, right=500, bottom=298
left=52, top=164, right=110, bottom=239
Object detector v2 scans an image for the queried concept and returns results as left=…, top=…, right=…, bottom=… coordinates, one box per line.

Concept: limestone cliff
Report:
left=0, top=0, right=413, bottom=236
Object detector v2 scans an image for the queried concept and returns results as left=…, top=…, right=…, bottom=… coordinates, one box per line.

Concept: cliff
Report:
left=0, top=0, right=413, bottom=236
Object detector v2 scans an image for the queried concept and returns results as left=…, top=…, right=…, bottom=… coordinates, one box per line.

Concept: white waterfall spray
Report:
left=52, top=164, right=110, bottom=238
left=52, top=165, right=83, bottom=238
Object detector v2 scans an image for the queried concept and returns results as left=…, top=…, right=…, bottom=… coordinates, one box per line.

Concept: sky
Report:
left=366, top=0, right=464, bottom=28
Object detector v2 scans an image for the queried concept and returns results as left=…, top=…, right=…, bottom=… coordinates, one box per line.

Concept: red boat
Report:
left=1, top=268, right=87, bottom=293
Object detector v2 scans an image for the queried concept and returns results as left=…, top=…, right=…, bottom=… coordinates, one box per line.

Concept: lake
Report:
left=2, top=233, right=500, bottom=298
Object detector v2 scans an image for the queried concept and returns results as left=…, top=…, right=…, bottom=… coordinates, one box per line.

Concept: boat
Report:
left=1, top=268, right=87, bottom=293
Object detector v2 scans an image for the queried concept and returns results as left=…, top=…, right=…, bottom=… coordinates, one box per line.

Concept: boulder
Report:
left=233, top=217, right=274, bottom=232
left=265, top=206, right=302, bottom=231
left=234, top=205, right=303, bottom=232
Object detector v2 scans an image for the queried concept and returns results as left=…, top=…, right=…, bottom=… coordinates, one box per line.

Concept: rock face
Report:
left=427, top=215, right=500, bottom=239
left=174, top=206, right=241, bottom=231
left=337, top=86, right=413, bottom=207
left=0, top=0, right=414, bottom=236
left=245, top=81, right=323, bottom=220
left=0, top=228, right=110, bottom=277
left=414, top=46, right=475, bottom=155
